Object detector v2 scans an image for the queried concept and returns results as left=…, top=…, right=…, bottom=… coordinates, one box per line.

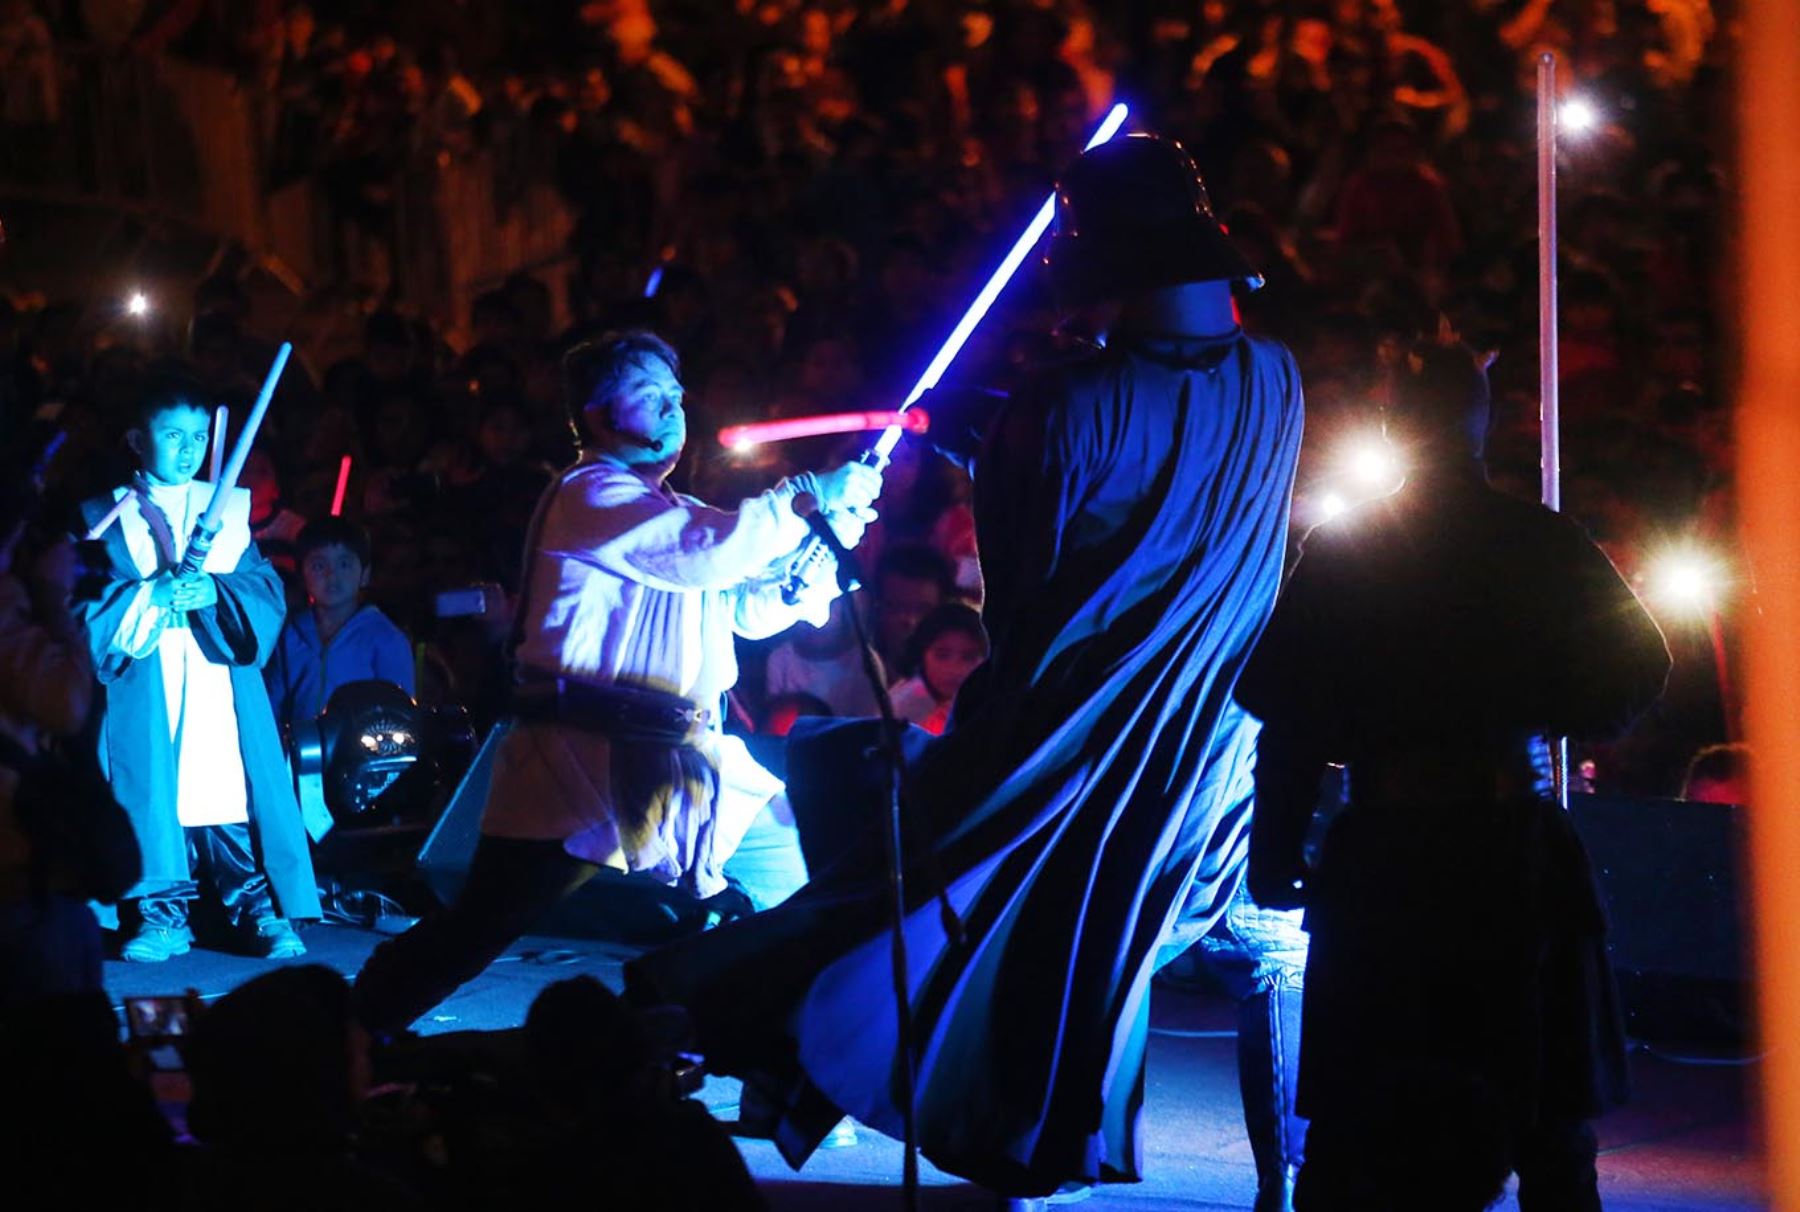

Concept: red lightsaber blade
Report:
left=718, top=410, right=929, bottom=451
left=330, top=454, right=353, bottom=517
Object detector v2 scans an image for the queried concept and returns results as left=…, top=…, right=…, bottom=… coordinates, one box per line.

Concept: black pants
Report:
left=354, top=836, right=601, bottom=1034
left=123, top=823, right=274, bottom=931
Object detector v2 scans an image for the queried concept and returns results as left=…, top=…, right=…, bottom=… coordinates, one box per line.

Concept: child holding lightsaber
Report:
left=74, top=356, right=318, bottom=962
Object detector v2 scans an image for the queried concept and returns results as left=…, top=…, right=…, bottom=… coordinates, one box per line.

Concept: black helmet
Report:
left=1046, top=133, right=1263, bottom=304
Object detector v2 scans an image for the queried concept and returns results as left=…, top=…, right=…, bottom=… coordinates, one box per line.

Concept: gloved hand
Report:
left=814, top=460, right=883, bottom=515
left=825, top=505, right=878, bottom=551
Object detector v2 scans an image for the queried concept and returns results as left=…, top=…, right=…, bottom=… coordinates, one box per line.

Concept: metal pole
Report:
left=1537, top=52, right=1569, bottom=807
left=1739, top=3, right=1800, bottom=1198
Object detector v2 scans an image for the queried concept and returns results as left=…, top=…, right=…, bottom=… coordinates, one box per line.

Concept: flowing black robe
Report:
left=631, top=332, right=1304, bottom=1195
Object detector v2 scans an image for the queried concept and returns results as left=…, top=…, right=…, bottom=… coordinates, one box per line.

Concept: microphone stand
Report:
left=802, top=511, right=922, bottom=1212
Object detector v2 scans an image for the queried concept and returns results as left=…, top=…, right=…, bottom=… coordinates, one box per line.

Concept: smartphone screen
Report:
left=125, top=996, right=191, bottom=1040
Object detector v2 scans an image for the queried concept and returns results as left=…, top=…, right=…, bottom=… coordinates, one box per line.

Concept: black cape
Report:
left=631, top=332, right=1304, bottom=1195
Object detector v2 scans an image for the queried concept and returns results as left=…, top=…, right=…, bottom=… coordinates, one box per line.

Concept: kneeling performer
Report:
left=355, top=331, right=881, bottom=1033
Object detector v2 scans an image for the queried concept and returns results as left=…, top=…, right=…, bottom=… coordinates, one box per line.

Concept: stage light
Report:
left=126, top=291, right=151, bottom=317
left=1560, top=96, right=1599, bottom=135
left=1343, top=433, right=1401, bottom=489
left=1318, top=492, right=1347, bottom=521
left=1646, top=546, right=1723, bottom=615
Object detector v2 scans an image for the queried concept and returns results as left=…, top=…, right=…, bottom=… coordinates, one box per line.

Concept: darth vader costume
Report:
left=631, top=135, right=1307, bottom=1203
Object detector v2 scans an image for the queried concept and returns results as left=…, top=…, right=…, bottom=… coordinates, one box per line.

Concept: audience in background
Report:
left=890, top=601, right=988, bottom=736
left=868, top=543, right=959, bottom=685
left=265, top=516, right=415, bottom=731
left=1681, top=742, right=1749, bottom=806
left=763, top=594, right=884, bottom=718
left=1, top=0, right=1733, bottom=801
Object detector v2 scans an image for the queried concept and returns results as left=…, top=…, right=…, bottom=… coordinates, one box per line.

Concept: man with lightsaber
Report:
left=635, top=132, right=1308, bottom=1211
left=74, top=356, right=316, bottom=963
left=353, top=330, right=882, bottom=1032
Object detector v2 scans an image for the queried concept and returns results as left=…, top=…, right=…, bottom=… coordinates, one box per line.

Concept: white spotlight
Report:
left=1344, top=435, right=1400, bottom=489
left=1560, top=96, right=1599, bottom=135
left=126, top=291, right=151, bottom=318
left=1647, top=547, right=1722, bottom=616
left=1318, top=492, right=1347, bottom=522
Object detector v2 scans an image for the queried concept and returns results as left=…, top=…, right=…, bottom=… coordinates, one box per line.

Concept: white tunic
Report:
left=107, top=480, right=253, bottom=828
left=482, top=454, right=839, bottom=896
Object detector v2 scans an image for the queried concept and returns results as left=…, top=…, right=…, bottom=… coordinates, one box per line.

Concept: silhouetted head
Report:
left=1385, top=340, right=1494, bottom=469
left=1047, top=133, right=1262, bottom=306
left=185, top=965, right=366, bottom=1152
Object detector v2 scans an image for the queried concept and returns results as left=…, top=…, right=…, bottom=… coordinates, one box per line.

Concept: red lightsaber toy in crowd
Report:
left=718, top=409, right=930, bottom=451
left=330, top=454, right=353, bottom=517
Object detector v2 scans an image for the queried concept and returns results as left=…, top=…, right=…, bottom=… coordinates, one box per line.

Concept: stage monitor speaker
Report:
left=415, top=727, right=721, bottom=945
left=1569, top=793, right=1750, bottom=1045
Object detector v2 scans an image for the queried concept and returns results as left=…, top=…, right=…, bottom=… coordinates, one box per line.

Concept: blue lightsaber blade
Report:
left=782, top=102, right=1130, bottom=602
left=871, top=101, right=1129, bottom=462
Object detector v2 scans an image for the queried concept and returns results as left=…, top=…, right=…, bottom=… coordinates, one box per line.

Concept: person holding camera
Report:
left=355, top=329, right=881, bottom=1032
left=75, top=369, right=318, bottom=963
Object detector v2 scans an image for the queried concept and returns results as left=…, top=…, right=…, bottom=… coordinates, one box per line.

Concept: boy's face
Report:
left=302, top=543, right=368, bottom=611
left=130, top=404, right=211, bottom=486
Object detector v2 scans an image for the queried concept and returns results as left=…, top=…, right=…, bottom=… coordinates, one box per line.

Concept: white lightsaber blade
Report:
left=208, top=405, right=228, bottom=483
left=177, top=342, right=291, bottom=576
left=1537, top=53, right=1569, bottom=808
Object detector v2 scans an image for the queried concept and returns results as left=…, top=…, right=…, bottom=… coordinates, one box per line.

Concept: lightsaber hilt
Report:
left=176, top=522, right=218, bottom=579
left=780, top=445, right=887, bottom=605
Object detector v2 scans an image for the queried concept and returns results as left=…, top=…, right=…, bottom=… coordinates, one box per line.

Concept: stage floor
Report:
left=105, top=925, right=1767, bottom=1211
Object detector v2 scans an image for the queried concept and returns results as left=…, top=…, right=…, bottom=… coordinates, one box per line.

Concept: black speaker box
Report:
left=1569, top=793, right=1751, bottom=1044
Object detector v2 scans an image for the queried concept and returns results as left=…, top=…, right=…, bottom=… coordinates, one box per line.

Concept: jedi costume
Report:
left=77, top=477, right=317, bottom=958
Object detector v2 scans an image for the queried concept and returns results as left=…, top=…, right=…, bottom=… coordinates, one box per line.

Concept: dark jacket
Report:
left=1237, top=462, right=1670, bottom=1127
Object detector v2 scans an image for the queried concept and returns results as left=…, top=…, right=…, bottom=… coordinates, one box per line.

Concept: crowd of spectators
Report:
left=4, top=965, right=767, bottom=1208
left=1, top=0, right=1733, bottom=797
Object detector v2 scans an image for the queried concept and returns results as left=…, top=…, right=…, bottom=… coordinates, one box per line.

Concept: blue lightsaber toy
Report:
left=781, top=102, right=1130, bottom=603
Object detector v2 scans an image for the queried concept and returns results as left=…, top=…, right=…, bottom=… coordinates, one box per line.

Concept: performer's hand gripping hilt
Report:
left=780, top=446, right=886, bottom=605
